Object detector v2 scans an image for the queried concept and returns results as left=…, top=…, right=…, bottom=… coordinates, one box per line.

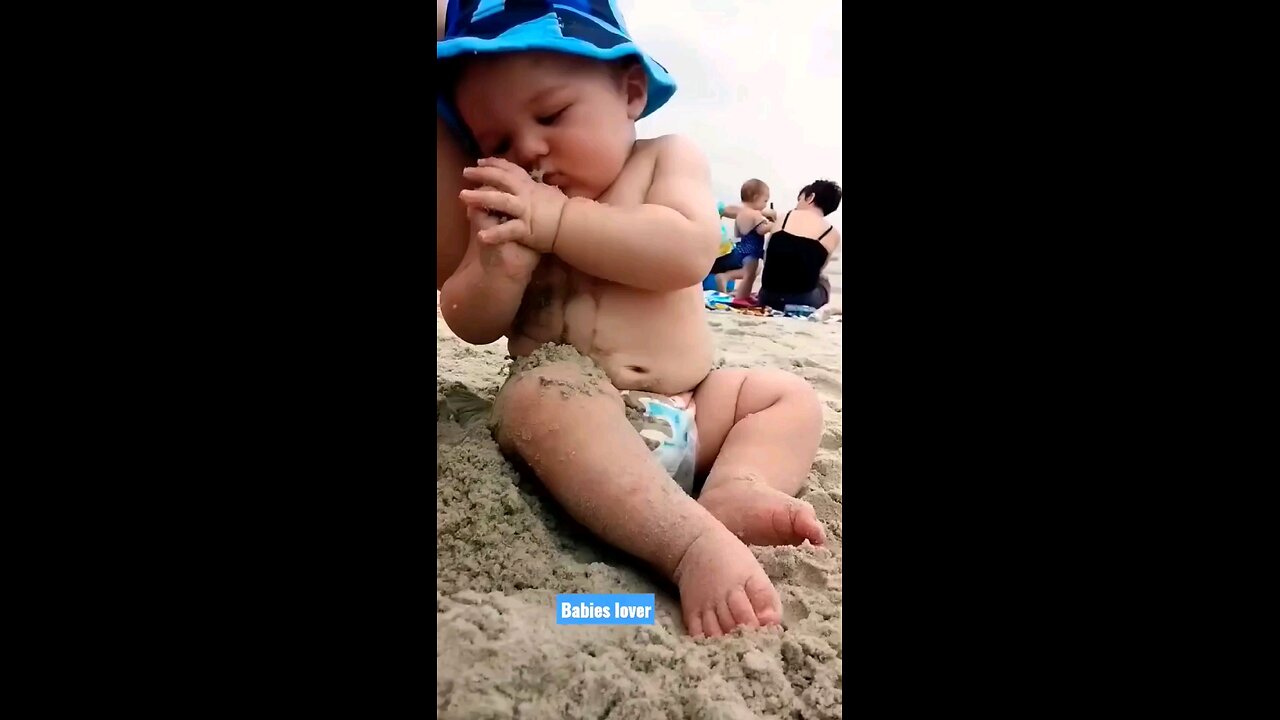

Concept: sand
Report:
left=437, top=259, right=843, bottom=719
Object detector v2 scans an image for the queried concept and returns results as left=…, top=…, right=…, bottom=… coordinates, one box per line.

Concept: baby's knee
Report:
left=747, top=369, right=822, bottom=417
left=750, top=367, right=817, bottom=396
left=494, top=360, right=621, bottom=445
left=501, top=360, right=604, bottom=408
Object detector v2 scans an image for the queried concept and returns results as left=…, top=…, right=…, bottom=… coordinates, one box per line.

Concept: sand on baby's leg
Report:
left=492, top=344, right=782, bottom=637
left=691, top=368, right=827, bottom=547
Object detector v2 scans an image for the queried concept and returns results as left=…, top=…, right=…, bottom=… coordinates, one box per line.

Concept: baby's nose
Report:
left=513, top=134, right=549, bottom=168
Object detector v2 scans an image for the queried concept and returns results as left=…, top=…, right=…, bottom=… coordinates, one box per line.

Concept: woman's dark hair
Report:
left=799, top=179, right=842, bottom=216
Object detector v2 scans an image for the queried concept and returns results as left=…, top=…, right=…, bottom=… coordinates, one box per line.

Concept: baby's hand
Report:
left=467, top=186, right=542, bottom=279
left=459, top=157, right=568, bottom=253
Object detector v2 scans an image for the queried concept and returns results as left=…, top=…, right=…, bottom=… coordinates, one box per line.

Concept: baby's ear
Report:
left=620, top=61, right=649, bottom=120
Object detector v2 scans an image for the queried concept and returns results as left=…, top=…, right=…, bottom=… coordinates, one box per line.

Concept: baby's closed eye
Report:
left=537, top=106, right=569, bottom=126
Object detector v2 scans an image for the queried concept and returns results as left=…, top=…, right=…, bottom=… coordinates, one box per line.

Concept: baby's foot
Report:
left=698, top=480, right=827, bottom=547
left=673, top=524, right=782, bottom=638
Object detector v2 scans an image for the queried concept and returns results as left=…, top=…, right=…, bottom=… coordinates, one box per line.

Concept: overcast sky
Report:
left=617, top=0, right=843, bottom=229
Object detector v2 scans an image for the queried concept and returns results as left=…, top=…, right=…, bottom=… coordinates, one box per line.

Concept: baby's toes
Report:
left=794, top=502, right=827, bottom=545
left=685, top=607, right=705, bottom=638
left=714, top=598, right=739, bottom=633
left=747, top=573, right=783, bottom=627
left=702, top=607, right=724, bottom=638
left=728, top=587, right=761, bottom=629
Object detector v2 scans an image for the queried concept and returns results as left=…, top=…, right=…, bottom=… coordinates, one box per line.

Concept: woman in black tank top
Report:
left=757, top=180, right=840, bottom=311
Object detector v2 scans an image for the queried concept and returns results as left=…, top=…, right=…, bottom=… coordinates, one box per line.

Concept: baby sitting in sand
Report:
left=437, top=2, right=825, bottom=638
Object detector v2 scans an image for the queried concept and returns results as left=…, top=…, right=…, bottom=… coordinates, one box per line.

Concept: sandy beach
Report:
left=437, top=257, right=843, bottom=719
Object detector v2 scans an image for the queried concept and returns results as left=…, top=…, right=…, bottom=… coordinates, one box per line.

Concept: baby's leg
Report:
left=715, top=269, right=745, bottom=294
left=692, top=369, right=826, bottom=546
left=495, top=353, right=782, bottom=637
left=733, top=259, right=761, bottom=301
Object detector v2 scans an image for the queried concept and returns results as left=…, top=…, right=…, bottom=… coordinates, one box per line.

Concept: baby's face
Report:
left=455, top=52, right=648, bottom=199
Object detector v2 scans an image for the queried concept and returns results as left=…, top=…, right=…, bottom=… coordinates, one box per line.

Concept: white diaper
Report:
left=621, top=391, right=699, bottom=495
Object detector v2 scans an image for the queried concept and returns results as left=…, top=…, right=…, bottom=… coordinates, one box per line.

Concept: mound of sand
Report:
left=437, top=293, right=843, bottom=719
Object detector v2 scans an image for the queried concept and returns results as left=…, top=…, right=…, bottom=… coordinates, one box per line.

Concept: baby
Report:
left=438, top=2, right=825, bottom=637
left=731, top=179, right=776, bottom=306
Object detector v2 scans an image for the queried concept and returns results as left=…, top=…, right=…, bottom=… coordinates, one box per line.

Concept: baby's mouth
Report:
left=529, top=167, right=564, bottom=188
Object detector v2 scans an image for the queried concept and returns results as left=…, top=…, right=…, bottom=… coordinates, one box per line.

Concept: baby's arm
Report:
left=550, top=135, right=721, bottom=291
left=724, top=204, right=774, bottom=221
left=439, top=205, right=538, bottom=345
left=735, top=209, right=774, bottom=236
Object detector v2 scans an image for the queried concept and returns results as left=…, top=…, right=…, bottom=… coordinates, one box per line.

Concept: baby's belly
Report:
left=509, top=266, right=715, bottom=395
left=589, top=285, right=716, bottom=394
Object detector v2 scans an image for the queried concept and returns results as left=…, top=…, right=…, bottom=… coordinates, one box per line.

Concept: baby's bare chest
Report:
left=514, top=259, right=600, bottom=333
left=595, top=148, right=657, bottom=207
left=513, top=260, right=707, bottom=350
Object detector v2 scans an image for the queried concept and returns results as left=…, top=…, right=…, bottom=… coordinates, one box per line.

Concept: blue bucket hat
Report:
left=437, top=0, right=677, bottom=152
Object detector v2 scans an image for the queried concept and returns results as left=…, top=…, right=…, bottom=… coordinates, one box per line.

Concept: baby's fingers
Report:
left=477, top=156, right=528, bottom=175
left=463, top=165, right=521, bottom=193
left=478, top=218, right=530, bottom=245
left=467, top=204, right=497, bottom=227
left=460, top=188, right=524, bottom=218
